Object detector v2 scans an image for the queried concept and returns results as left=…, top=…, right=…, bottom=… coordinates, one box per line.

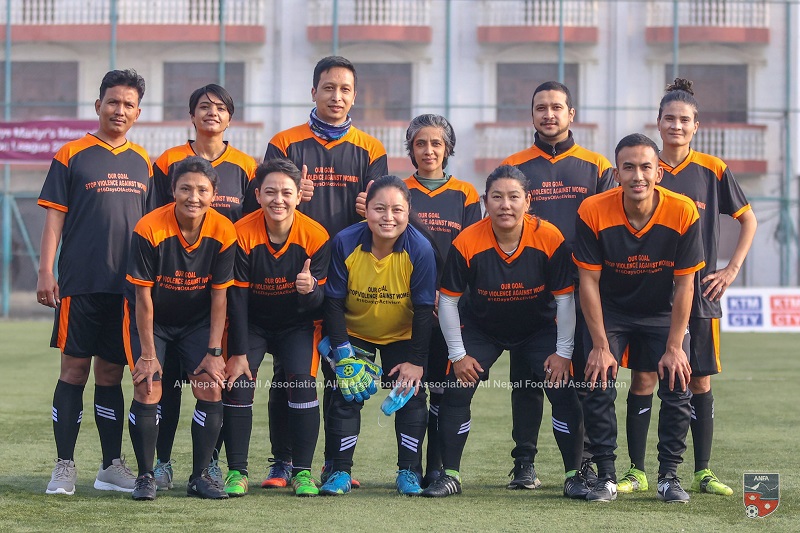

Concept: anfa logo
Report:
left=743, top=473, right=779, bottom=518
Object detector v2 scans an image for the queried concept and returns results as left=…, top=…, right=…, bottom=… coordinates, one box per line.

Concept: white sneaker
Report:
left=46, top=458, right=77, bottom=495
left=94, top=457, right=136, bottom=492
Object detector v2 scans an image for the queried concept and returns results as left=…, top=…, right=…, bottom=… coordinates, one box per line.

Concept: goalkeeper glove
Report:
left=318, top=337, right=382, bottom=403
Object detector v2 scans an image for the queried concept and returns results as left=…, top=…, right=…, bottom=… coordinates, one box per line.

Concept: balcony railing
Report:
left=0, top=0, right=265, bottom=25
left=479, top=0, right=598, bottom=28
left=308, top=0, right=431, bottom=27
left=359, top=121, right=416, bottom=174
left=647, top=1, right=768, bottom=28
left=646, top=123, right=767, bottom=174
left=128, top=122, right=266, bottom=162
left=475, top=122, right=597, bottom=160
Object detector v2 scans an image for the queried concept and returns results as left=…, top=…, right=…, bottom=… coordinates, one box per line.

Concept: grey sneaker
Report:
left=154, top=459, right=174, bottom=491
left=94, top=457, right=136, bottom=492
left=46, top=458, right=77, bottom=495
left=657, top=475, right=690, bottom=503
left=208, top=451, right=224, bottom=485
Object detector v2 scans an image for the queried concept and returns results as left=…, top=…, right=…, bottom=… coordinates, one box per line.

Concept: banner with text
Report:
left=720, top=288, right=800, bottom=332
left=0, top=120, right=96, bottom=162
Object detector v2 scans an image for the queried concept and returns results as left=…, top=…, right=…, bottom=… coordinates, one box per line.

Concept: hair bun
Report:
left=665, top=78, right=694, bottom=95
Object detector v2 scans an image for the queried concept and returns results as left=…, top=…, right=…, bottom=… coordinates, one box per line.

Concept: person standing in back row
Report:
left=257, top=56, right=388, bottom=489
left=502, top=81, right=615, bottom=490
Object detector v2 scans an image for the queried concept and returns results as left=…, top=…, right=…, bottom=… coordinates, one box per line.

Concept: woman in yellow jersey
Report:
left=319, top=175, right=437, bottom=496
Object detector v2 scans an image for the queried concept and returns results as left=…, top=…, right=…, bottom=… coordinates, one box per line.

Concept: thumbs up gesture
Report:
left=295, top=258, right=316, bottom=295
left=355, top=180, right=373, bottom=218
left=300, top=164, right=314, bottom=203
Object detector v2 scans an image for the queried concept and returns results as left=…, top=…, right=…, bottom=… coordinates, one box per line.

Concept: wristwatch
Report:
left=207, top=347, right=223, bottom=357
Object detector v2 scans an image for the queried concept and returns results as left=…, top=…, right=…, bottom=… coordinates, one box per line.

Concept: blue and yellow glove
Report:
left=318, top=337, right=382, bottom=403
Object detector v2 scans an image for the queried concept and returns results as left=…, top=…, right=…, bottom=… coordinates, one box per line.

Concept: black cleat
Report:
left=563, top=471, right=591, bottom=499
left=586, top=475, right=618, bottom=502
left=507, top=461, right=542, bottom=490
left=187, top=469, right=229, bottom=499
left=132, top=473, right=157, bottom=501
left=580, top=459, right=598, bottom=488
left=422, top=468, right=443, bottom=489
left=421, top=473, right=462, bottom=498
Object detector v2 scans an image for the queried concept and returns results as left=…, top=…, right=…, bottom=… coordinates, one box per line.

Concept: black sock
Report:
left=223, top=405, right=253, bottom=476
left=156, top=381, right=182, bottom=462
left=128, top=400, right=159, bottom=476
left=626, top=392, right=653, bottom=472
left=395, top=392, right=428, bottom=474
left=425, top=391, right=443, bottom=473
left=95, top=384, right=124, bottom=469
left=53, top=380, right=85, bottom=461
left=191, top=400, right=223, bottom=479
left=289, top=403, right=320, bottom=475
left=437, top=385, right=476, bottom=472
left=691, top=391, right=714, bottom=472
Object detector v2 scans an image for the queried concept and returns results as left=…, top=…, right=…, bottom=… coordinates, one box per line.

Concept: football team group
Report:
left=36, top=55, right=756, bottom=503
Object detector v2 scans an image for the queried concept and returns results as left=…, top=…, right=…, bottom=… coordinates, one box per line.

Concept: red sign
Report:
left=0, top=120, right=97, bottom=162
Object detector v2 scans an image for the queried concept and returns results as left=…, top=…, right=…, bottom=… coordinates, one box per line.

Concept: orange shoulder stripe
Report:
left=53, top=135, right=100, bottom=167
left=690, top=151, right=727, bottom=179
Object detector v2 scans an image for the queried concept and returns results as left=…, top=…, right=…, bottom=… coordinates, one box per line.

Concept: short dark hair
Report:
left=532, top=81, right=573, bottom=110
left=99, top=69, right=145, bottom=103
left=405, top=114, right=456, bottom=170
left=189, top=84, right=235, bottom=118
left=485, top=164, right=529, bottom=196
left=658, top=77, right=699, bottom=121
left=614, top=133, right=660, bottom=164
left=171, top=156, right=219, bottom=192
left=366, top=175, right=410, bottom=207
left=253, top=158, right=303, bottom=191
left=313, top=56, right=357, bottom=90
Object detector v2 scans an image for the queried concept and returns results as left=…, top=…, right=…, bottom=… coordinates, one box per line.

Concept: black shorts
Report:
left=246, top=321, right=322, bottom=378
left=687, top=317, right=721, bottom=376
left=348, top=337, right=423, bottom=389
left=123, top=298, right=211, bottom=382
left=50, top=293, right=126, bottom=365
left=610, top=311, right=689, bottom=373
left=456, top=320, right=557, bottom=382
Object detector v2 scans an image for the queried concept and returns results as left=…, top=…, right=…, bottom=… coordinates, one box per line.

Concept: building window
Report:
left=496, top=63, right=579, bottom=122
left=349, top=63, right=412, bottom=122
left=0, top=62, right=78, bottom=120
left=665, top=64, right=747, bottom=123
left=163, top=62, right=245, bottom=121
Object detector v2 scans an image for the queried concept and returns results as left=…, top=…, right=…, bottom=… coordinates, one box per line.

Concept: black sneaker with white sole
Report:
left=506, top=461, right=542, bottom=490
left=132, top=473, right=157, bottom=501
left=187, top=469, right=229, bottom=499
left=563, top=471, right=591, bottom=499
left=657, top=475, right=690, bottom=503
left=421, top=474, right=462, bottom=498
left=586, top=475, right=617, bottom=502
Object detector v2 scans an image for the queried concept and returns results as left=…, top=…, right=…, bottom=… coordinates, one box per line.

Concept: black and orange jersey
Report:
left=440, top=215, right=574, bottom=345
left=262, top=123, right=388, bottom=236
left=227, top=210, right=330, bottom=354
left=38, top=134, right=152, bottom=297
left=405, top=174, right=482, bottom=264
left=326, top=221, right=437, bottom=346
left=126, top=204, right=236, bottom=327
left=153, top=141, right=257, bottom=222
left=502, top=132, right=615, bottom=251
left=573, top=186, right=705, bottom=321
left=659, top=149, right=752, bottom=318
